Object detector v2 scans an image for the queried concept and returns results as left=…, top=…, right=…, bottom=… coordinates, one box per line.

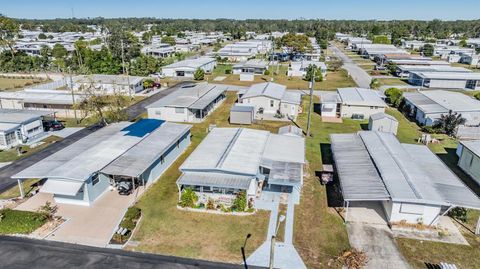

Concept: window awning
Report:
left=40, top=179, right=84, bottom=196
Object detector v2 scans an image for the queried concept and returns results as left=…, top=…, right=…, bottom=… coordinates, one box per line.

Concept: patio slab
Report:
left=16, top=187, right=143, bottom=247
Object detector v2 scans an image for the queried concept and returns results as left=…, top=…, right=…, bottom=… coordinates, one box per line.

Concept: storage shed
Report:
left=229, top=104, right=254, bottom=125
left=368, top=112, right=399, bottom=135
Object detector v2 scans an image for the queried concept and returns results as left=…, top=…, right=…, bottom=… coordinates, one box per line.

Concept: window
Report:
left=270, top=100, right=274, bottom=107
left=175, top=107, right=184, bottom=114
left=4, top=132, right=17, bottom=146
left=91, top=174, right=100, bottom=186
left=155, top=110, right=161, bottom=116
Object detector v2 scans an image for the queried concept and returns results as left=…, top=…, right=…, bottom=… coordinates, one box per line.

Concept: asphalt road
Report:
left=0, top=235, right=262, bottom=269
left=329, top=43, right=372, bottom=88
left=0, top=82, right=191, bottom=193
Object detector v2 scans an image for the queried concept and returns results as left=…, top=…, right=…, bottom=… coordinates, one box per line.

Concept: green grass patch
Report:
left=0, top=209, right=47, bottom=234
left=0, top=135, right=62, bottom=162
left=0, top=178, right=39, bottom=200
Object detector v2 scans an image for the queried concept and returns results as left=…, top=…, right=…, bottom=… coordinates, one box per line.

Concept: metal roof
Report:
left=74, top=74, right=144, bottom=86
left=0, top=122, right=20, bottom=132
left=369, top=112, right=397, bottom=122
left=233, top=59, right=269, bottom=69
left=100, top=122, right=191, bottom=178
left=177, top=172, right=254, bottom=190
left=231, top=104, right=254, bottom=112
left=456, top=126, right=480, bottom=140
left=146, top=83, right=226, bottom=110
left=262, top=134, right=305, bottom=164
left=267, top=161, right=303, bottom=186
left=460, top=140, right=480, bottom=157
left=404, top=90, right=480, bottom=115
left=403, top=143, right=480, bottom=209
left=331, top=131, right=480, bottom=209
left=12, top=120, right=164, bottom=181
left=390, top=60, right=450, bottom=66
left=0, top=109, right=53, bottom=124
left=337, top=88, right=386, bottom=107
left=180, top=128, right=269, bottom=176
left=281, top=91, right=302, bottom=105
left=278, top=125, right=303, bottom=137
left=397, top=65, right=472, bottom=73
left=162, top=57, right=216, bottom=69
left=242, top=82, right=286, bottom=100
left=413, top=71, right=480, bottom=80
left=330, top=133, right=391, bottom=201
left=0, top=89, right=85, bottom=105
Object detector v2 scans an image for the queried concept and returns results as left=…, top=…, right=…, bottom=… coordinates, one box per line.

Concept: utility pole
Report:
left=68, top=67, right=78, bottom=124
left=121, top=39, right=126, bottom=75
left=306, top=67, right=315, bottom=137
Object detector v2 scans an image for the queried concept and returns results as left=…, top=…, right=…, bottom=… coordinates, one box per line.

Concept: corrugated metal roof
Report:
left=414, top=72, right=480, bottom=80
left=0, top=109, right=53, bottom=124
left=162, top=57, right=215, bottom=69
left=268, top=161, right=303, bottom=186
left=0, top=89, right=85, bottom=105
left=281, top=91, right=302, bottom=105
left=369, top=112, right=397, bottom=122
left=262, top=134, right=305, bottom=164
left=146, top=83, right=226, bottom=110
left=397, top=65, right=472, bottom=73
left=330, top=133, right=391, bottom=201
left=403, top=144, right=480, bottom=209
left=338, top=88, right=386, bottom=107
left=100, top=122, right=191, bottom=177
left=13, top=120, right=165, bottom=181
left=278, top=125, right=303, bottom=137
left=177, top=172, right=254, bottom=190
left=231, top=104, right=254, bottom=112
left=456, top=126, right=480, bottom=140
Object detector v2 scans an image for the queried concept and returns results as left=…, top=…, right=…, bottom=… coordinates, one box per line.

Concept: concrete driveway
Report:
left=346, top=201, right=411, bottom=269
left=16, top=188, right=142, bottom=247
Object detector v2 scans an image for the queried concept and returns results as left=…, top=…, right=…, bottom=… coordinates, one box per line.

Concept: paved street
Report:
left=329, top=43, right=372, bottom=88
left=0, top=82, right=191, bottom=194
left=0, top=235, right=258, bottom=269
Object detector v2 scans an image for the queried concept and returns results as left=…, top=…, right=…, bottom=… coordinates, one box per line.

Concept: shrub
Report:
left=179, top=188, right=198, bottom=208
left=206, top=199, right=215, bottom=210
left=474, top=92, right=480, bottom=101
left=194, top=68, right=205, bottom=80
left=143, top=79, right=155, bottom=89
left=384, top=87, right=403, bottom=107
left=448, top=207, right=468, bottom=223
left=120, top=206, right=141, bottom=230
left=225, top=69, right=232, bottom=74
left=264, top=69, right=270, bottom=76
left=232, top=191, right=247, bottom=212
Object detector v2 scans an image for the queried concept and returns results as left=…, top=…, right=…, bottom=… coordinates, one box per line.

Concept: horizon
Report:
left=2, top=0, right=480, bottom=21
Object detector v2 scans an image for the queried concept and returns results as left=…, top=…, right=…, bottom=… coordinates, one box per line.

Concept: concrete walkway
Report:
left=248, top=193, right=306, bottom=269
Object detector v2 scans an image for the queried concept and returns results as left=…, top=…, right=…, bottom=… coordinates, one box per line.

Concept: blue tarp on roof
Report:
left=122, top=119, right=164, bottom=137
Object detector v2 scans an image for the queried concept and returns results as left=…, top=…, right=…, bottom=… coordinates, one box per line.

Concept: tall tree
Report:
left=434, top=110, right=466, bottom=136
left=0, top=16, right=20, bottom=58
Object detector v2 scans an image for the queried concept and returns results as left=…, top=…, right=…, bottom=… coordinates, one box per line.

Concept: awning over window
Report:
left=40, top=179, right=84, bottom=196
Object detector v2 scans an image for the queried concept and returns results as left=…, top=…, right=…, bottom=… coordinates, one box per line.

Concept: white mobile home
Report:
left=403, top=90, right=480, bottom=126
left=147, top=83, right=227, bottom=122
left=331, top=131, right=480, bottom=226
left=177, top=127, right=305, bottom=208
left=457, top=141, right=480, bottom=185
left=73, top=74, right=144, bottom=94
left=232, top=59, right=269, bottom=81
left=13, top=120, right=191, bottom=206
left=408, top=72, right=480, bottom=90
left=161, top=57, right=216, bottom=78
left=320, top=88, right=387, bottom=119
left=395, top=65, right=471, bottom=78
left=0, top=109, right=52, bottom=149
left=239, top=82, right=301, bottom=120
left=287, top=61, right=327, bottom=79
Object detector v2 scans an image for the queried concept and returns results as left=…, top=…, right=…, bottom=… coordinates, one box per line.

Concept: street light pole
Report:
left=306, top=67, right=315, bottom=137
left=269, top=215, right=285, bottom=269
left=241, top=233, right=251, bottom=269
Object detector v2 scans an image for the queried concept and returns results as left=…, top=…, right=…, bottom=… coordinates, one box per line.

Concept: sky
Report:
left=1, top=0, right=480, bottom=20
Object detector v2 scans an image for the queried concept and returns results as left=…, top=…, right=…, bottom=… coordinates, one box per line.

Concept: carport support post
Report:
left=17, top=179, right=25, bottom=198
left=476, top=217, right=480, bottom=236
left=344, top=201, right=350, bottom=223
left=131, top=177, right=135, bottom=190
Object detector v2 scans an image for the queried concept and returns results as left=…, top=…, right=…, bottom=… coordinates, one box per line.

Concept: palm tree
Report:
left=434, top=110, right=466, bottom=136
left=369, top=78, right=380, bottom=89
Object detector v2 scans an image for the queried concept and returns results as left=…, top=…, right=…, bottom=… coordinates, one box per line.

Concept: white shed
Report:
left=368, top=112, right=399, bottom=135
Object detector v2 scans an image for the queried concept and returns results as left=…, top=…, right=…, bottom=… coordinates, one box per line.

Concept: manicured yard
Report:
left=377, top=77, right=409, bottom=86
left=0, top=135, right=62, bottom=162
left=0, top=76, right=48, bottom=91
left=0, top=209, right=47, bottom=234
left=129, top=92, right=285, bottom=262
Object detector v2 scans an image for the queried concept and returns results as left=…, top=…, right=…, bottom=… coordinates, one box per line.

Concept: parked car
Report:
left=43, top=120, right=65, bottom=131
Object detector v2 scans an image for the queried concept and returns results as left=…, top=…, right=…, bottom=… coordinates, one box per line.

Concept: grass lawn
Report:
left=293, top=96, right=355, bottom=268
left=0, top=209, right=47, bottom=234
left=0, top=135, right=62, bottom=163
left=0, top=178, right=39, bottom=200
left=129, top=92, right=287, bottom=263
left=207, top=65, right=356, bottom=91
left=377, top=78, right=409, bottom=86
left=0, top=77, right=48, bottom=91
